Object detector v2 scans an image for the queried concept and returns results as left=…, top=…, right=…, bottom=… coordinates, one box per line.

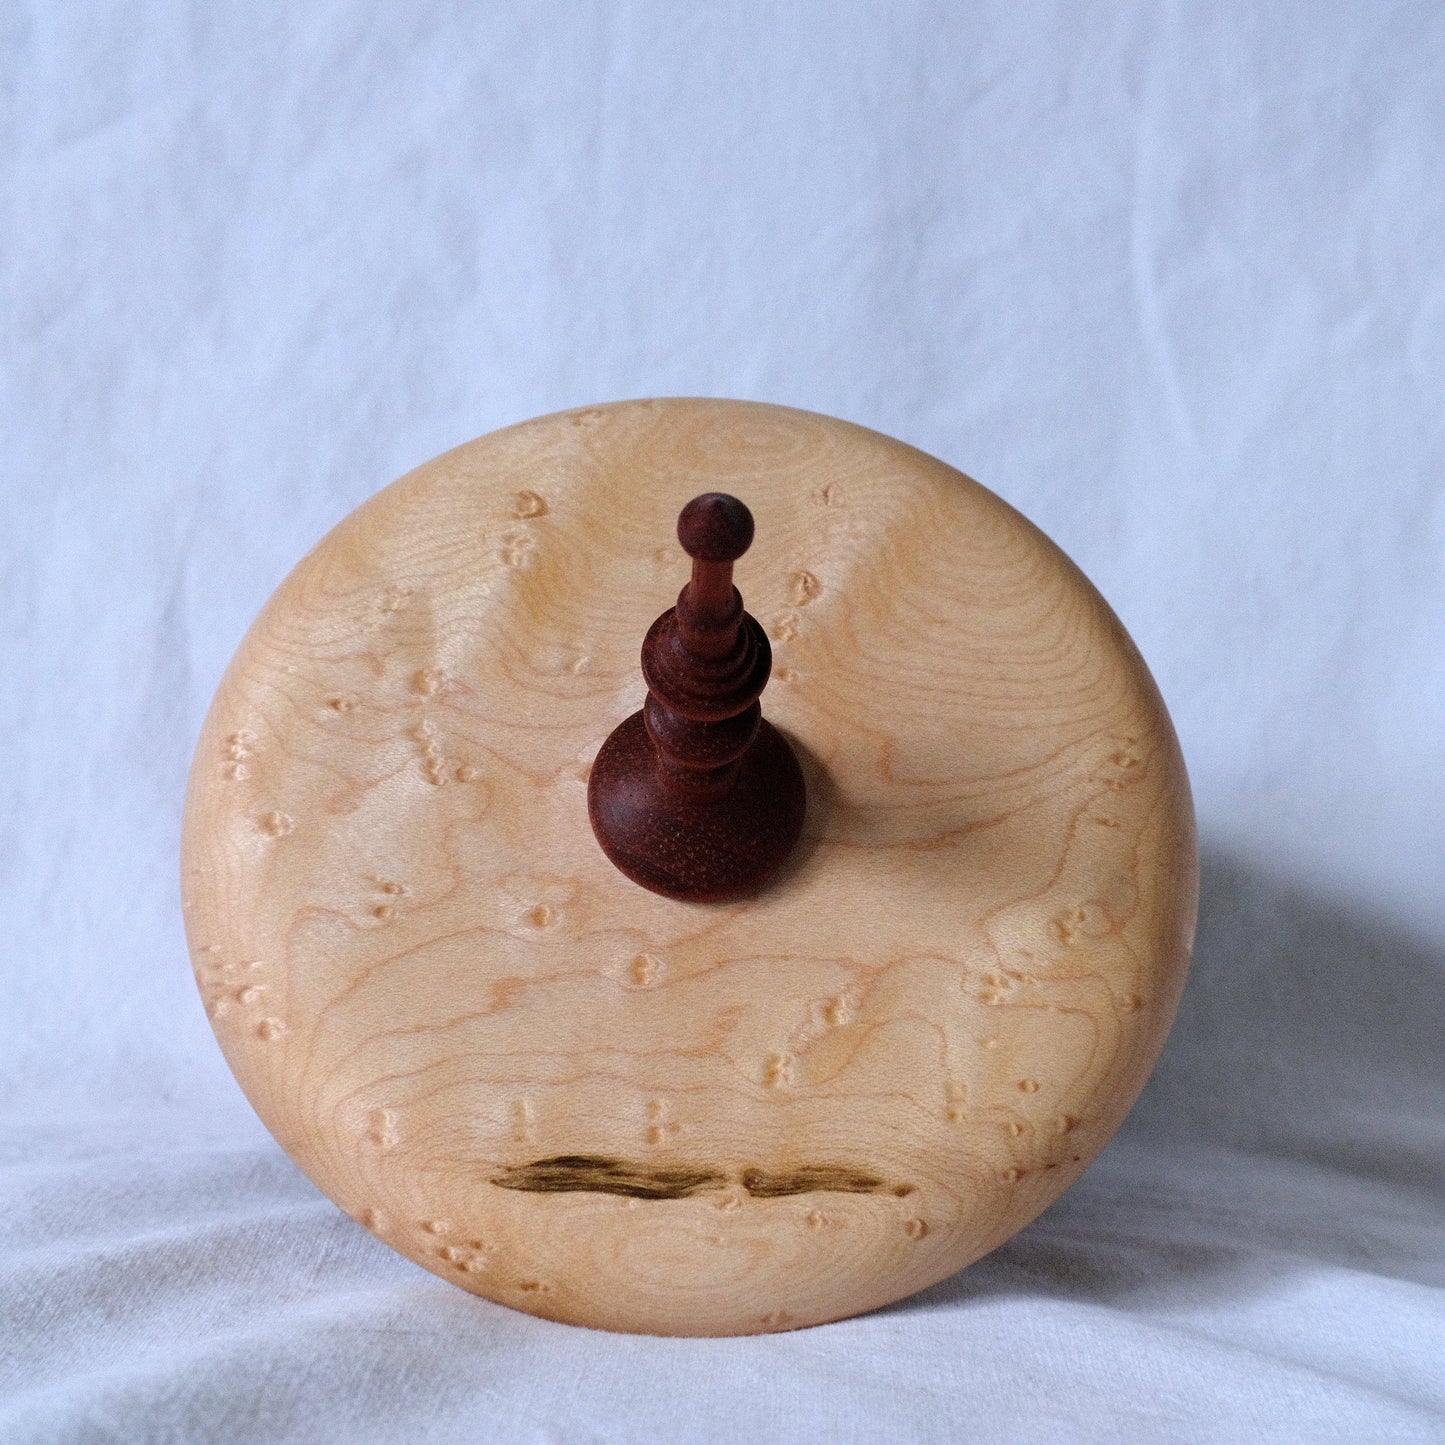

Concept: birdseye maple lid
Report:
left=181, top=398, right=1197, bottom=1336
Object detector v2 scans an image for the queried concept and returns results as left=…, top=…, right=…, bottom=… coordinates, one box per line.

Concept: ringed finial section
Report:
left=587, top=493, right=806, bottom=902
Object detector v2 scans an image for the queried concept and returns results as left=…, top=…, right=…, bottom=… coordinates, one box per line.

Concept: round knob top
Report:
left=676, top=492, right=754, bottom=562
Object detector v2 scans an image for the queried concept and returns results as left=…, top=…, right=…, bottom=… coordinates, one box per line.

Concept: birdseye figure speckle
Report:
left=181, top=399, right=1198, bottom=1336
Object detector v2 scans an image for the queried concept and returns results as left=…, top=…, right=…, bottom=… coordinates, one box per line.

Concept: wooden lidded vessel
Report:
left=181, top=399, right=1198, bottom=1336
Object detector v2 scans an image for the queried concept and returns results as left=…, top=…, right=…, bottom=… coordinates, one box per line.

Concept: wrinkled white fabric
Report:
left=2, top=3, right=1443, bottom=1441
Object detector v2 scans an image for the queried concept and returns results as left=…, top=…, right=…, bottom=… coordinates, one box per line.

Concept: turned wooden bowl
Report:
left=181, top=399, right=1197, bottom=1336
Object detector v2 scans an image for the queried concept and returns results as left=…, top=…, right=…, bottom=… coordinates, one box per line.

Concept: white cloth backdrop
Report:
left=3, top=2, right=1443, bottom=1440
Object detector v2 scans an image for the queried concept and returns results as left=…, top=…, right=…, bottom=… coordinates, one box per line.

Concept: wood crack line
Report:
left=490, top=1155, right=916, bottom=1201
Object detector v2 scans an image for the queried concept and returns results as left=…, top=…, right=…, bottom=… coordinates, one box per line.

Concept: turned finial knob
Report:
left=587, top=493, right=806, bottom=901
left=676, top=491, right=754, bottom=562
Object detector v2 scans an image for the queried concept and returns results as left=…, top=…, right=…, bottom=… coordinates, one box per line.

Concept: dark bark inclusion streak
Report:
left=490, top=1155, right=915, bottom=1201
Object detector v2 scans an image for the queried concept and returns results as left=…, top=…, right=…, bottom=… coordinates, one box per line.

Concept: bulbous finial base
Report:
left=588, top=711, right=806, bottom=902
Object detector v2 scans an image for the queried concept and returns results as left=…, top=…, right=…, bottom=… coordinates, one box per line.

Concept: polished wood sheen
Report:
left=181, top=399, right=1198, bottom=1336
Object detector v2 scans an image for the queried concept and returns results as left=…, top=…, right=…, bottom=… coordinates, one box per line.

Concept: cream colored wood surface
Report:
left=181, top=399, right=1197, bottom=1336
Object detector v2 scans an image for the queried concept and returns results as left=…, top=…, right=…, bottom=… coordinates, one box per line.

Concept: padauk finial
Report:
left=587, top=493, right=806, bottom=901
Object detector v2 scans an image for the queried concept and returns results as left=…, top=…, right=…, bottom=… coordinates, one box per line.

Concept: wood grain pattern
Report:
left=181, top=399, right=1198, bottom=1336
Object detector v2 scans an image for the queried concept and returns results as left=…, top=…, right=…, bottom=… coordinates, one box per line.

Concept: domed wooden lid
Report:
left=181, top=399, right=1197, bottom=1336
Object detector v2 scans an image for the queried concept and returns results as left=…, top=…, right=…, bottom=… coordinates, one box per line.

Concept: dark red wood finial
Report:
left=587, top=493, right=806, bottom=901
